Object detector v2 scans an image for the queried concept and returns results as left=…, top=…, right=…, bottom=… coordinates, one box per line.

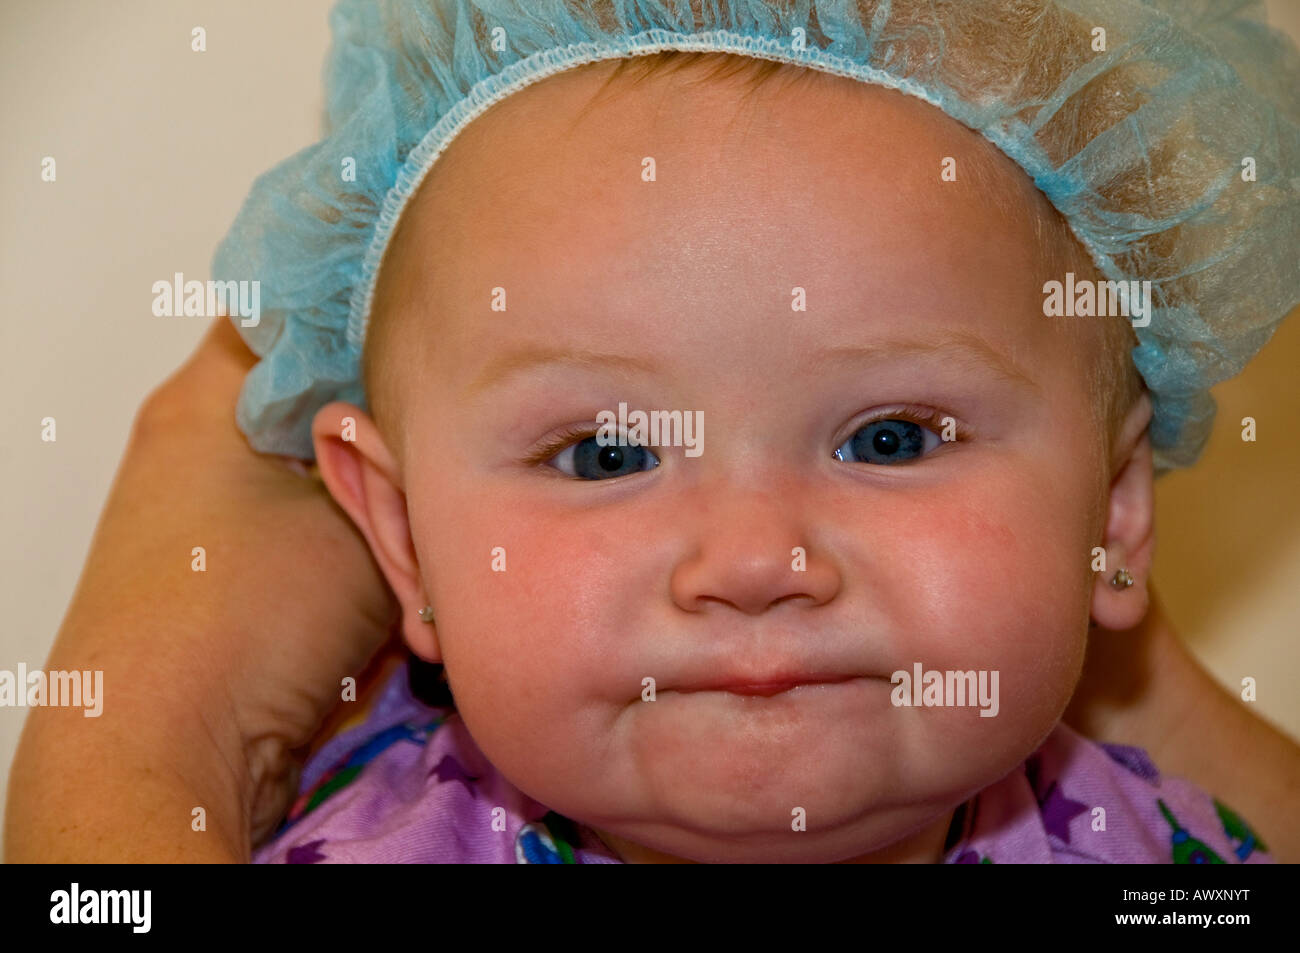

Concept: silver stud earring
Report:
left=1110, top=568, right=1134, bottom=589
left=418, top=605, right=435, bottom=624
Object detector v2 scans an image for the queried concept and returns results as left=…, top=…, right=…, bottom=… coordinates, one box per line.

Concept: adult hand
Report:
left=5, top=317, right=400, bottom=861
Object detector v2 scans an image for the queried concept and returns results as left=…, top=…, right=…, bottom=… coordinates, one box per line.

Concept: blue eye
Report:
left=833, top=418, right=942, bottom=465
left=547, top=434, right=661, bottom=480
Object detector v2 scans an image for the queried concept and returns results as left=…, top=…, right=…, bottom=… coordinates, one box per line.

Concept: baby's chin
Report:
left=529, top=682, right=1023, bottom=862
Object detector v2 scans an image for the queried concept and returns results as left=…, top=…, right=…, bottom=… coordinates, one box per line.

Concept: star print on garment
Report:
left=1099, top=742, right=1161, bottom=784
left=1025, top=752, right=1089, bottom=845
left=429, top=754, right=480, bottom=797
left=286, top=839, right=329, bottom=865
left=1038, top=781, right=1090, bottom=844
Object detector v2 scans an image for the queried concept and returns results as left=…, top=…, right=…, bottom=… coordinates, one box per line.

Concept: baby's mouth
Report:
left=671, top=673, right=862, bottom=697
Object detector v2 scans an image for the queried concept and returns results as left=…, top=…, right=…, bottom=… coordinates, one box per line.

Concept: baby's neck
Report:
left=594, top=809, right=956, bottom=864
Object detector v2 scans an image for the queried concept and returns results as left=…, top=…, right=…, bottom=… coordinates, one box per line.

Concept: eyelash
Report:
left=524, top=422, right=613, bottom=466
left=840, top=404, right=965, bottom=447
left=523, top=405, right=965, bottom=466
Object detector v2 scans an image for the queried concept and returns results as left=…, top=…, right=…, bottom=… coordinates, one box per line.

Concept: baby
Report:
left=215, top=0, right=1295, bottom=864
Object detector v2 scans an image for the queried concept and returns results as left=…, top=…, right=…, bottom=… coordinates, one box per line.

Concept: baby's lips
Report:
left=666, top=670, right=869, bottom=697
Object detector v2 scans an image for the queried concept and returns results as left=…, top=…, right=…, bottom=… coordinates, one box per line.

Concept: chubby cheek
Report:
left=876, top=464, right=1092, bottom=778
left=407, top=480, right=641, bottom=786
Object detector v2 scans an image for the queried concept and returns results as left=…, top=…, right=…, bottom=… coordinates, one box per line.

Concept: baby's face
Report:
left=368, top=62, right=1108, bottom=862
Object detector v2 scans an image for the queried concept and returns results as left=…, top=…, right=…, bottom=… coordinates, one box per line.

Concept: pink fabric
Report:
left=943, top=722, right=1273, bottom=863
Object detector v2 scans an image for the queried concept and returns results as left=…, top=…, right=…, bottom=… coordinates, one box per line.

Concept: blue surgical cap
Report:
left=212, top=0, right=1300, bottom=473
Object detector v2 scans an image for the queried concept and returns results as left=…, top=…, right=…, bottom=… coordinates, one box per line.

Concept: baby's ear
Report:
left=1091, top=392, right=1155, bottom=630
left=311, top=402, right=441, bottom=663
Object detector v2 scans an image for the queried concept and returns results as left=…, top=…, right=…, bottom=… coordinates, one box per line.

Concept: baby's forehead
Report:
left=396, top=57, right=1075, bottom=286
left=368, top=56, right=1096, bottom=423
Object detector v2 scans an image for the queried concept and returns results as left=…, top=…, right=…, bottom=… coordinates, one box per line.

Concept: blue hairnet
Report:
left=212, top=0, right=1300, bottom=473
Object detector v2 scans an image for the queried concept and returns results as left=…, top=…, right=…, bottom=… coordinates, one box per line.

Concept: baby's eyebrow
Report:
left=466, top=329, right=1039, bottom=397
left=811, top=330, right=1040, bottom=392
left=466, top=344, right=662, bottom=398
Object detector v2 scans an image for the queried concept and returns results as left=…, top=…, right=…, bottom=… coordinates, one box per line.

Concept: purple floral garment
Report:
left=252, top=660, right=1274, bottom=865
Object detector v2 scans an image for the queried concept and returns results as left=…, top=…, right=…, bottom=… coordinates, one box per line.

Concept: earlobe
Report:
left=407, top=605, right=440, bottom=663
left=310, top=402, right=442, bottom=663
left=1090, top=395, right=1155, bottom=631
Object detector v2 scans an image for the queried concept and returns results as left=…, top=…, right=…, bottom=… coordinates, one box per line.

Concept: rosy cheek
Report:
left=865, top=496, right=1084, bottom=758
left=864, top=480, right=1088, bottom=685
left=429, top=505, right=619, bottom=678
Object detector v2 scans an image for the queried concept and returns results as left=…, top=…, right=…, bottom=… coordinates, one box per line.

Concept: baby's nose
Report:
left=666, top=484, right=841, bottom=616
